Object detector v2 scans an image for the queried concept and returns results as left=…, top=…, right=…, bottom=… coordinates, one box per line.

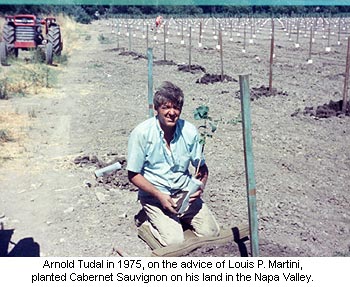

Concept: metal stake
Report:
left=239, top=74, right=259, bottom=257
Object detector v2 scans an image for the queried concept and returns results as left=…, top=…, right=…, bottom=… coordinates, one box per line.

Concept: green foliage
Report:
left=194, top=105, right=242, bottom=146
left=72, top=7, right=93, bottom=24
left=0, top=78, right=8, bottom=100
left=1, top=5, right=350, bottom=20
left=24, top=64, right=53, bottom=90
left=127, top=6, right=143, bottom=17
left=55, top=54, right=68, bottom=65
left=193, top=105, right=218, bottom=146
left=98, top=34, right=111, bottom=44
left=4, top=61, right=57, bottom=97
left=194, top=105, right=209, bottom=121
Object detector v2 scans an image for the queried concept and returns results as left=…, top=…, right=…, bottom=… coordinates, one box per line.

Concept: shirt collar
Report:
left=155, top=116, right=181, bottom=141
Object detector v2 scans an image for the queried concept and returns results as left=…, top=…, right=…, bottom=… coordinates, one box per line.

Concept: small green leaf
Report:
left=194, top=105, right=209, bottom=120
left=209, top=122, right=217, bottom=133
left=199, top=138, right=206, bottom=145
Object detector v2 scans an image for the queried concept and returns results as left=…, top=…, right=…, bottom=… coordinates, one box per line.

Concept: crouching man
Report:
left=127, top=81, right=220, bottom=247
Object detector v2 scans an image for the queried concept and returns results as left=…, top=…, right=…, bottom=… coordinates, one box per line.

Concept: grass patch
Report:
left=1, top=61, right=58, bottom=97
left=0, top=78, right=9, bottom=100
left=98, top=34, right=111, bottom=44
left=0, top=110, right=30, bottom=166
left=55, top=13, right=84, bottom=56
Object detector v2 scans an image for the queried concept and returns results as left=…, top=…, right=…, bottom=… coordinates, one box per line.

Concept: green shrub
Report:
left=72, top=7, right=92, bottom=24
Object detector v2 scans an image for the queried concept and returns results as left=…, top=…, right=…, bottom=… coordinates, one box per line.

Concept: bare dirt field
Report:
left=0, top=17, right=349, bottom=257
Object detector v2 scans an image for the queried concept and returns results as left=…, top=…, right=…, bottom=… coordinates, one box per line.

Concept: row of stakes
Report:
left=103, top=17, right=350, bottom=64
left=103, top=17, right=350, bottom=108
left=105, top=17, right=350, bottom=48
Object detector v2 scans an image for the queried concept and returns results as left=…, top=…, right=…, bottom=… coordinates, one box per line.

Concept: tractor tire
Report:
left=48, top=25, right=62, bottom=56
left=0, top=42, right=8, bottom=66
left=45, top=42, right=53, bottom=65
left=2, top=24, right=16, bottom=56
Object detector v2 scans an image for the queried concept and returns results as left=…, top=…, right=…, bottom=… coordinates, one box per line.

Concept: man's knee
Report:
left=160, top=229, right=185, bottom=246
left=197, top=224, right=220, bottom=238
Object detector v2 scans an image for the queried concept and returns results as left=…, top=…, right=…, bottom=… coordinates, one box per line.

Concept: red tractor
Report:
left=0, top=14, right=63, bottom=66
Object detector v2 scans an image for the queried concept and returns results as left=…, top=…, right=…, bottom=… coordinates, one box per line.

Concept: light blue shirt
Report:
left=126, top=116, right=204, bottom=200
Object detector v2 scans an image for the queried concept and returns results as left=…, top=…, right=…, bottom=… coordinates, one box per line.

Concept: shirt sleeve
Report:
left=126, top=127, right=146, bottom=173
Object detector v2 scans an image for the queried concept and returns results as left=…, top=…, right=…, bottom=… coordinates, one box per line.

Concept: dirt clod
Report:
left=303, top=100, right=350, bottom=118
left=234, top=85, right=289, bottom=101
left=73, top=155, right=137, bottom=192
left=119, top=50, right=147, bottom=60
left=196, top=73, right=237, bottom=84
left=177, top=64, right=206, bottom=74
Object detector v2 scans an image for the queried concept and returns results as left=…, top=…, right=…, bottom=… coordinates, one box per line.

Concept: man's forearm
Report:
left=197, top=164, right=209, bottom=188
left=128, top=171, right=163, bottom=200
left=128, top=171, right=177, bottom=213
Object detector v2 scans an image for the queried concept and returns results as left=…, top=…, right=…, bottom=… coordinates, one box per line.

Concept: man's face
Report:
left=156, top=101, right=181, bottom=130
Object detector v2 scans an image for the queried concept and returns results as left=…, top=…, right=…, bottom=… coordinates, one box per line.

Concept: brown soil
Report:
left=196, top=73, right=237, bottom=84
left=178, top=64, right=206, bottom=74
left=303, top=100, right=350, bottom=118
left=0, top=18, right=350, bottom=257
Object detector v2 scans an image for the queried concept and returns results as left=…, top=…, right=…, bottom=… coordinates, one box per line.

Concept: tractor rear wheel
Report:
left=0, top=42, right=8, bottom=66
left=45, top=42, right=53, bottom=65
left=48, top=25, right=62, bottom=56
left=3, top=24, right=16, bottom=56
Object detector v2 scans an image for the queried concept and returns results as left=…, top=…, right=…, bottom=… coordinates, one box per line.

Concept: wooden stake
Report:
left=128, top=23, right=131, bottom=51
left=243, top=21, right=247, bottom=52
left=288, top=19, right=292, bottom=41
left=342, top=37, right=350, bottom=113
left=296, top=18, right=300, bottom=45
left=338, top=17, right=341, bottom=44
left=219, top=24, right=224, bottom=82
left=239, top=74, right=259, bottom=257
left=147, top=48, right=154, bottom=118
left=199, top=19, right=202, bottom=46
left=269, top=18, right=275, bottom=92
left=308, top=26, right=313, bottom=62
left=181, top=19, right=184, bottom=43
left=163, top=22, right=167, bottom=61
left=328, top=19, right=331, bottom=47
left=117, top=19, right=120, bottom=49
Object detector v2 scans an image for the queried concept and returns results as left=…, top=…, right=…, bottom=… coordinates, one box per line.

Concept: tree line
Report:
left=1, top=5, right=350, bottom=24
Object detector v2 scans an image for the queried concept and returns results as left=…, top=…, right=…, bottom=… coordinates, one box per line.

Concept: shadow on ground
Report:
left=0, top=227, right=40, bottom=257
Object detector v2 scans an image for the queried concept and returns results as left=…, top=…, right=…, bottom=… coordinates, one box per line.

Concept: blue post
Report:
left=147, top=48, right=154, bottom=118
left=239, top=74, right=259, bottom=257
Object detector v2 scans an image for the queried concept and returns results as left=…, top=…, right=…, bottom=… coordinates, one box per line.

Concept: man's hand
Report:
left=189, top=187, right=203, bottom=203
left=157, top=193, right=178, bottom=214
left=128, top=171, right=178, bottom=214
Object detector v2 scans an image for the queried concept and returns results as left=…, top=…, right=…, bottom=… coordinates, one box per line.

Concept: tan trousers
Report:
left=140, top=197, right=220, bottom=246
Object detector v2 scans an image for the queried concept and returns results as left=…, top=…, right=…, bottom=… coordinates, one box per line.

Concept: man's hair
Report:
left=153, top=81, right=184, bottom=110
